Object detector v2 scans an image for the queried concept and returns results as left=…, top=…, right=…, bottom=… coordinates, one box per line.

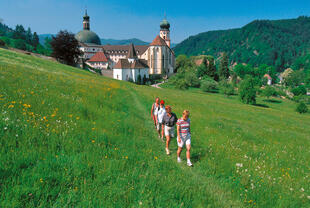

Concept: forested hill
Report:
left=173, top=16, right=310, bottom=71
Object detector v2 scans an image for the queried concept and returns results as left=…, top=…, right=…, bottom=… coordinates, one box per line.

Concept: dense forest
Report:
left=0, top=19, right=51, bottom=55
left=173, top=16, right=310, bottom=71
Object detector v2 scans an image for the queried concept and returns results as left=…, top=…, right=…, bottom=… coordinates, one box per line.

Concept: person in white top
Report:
left=155, top=100, right=166, bottom=141
left=151, top=97, right=160, bottom=129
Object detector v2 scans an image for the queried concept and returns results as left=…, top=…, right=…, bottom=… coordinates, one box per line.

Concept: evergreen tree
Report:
left=219, top=52, right=230, bottom=80
left=25, top=27, right=33, bottom=45
left=206, top=56, right=217, bottom=79
left=13, top=25, right=26, bottom=40
left=32, top=32, right=39, bottom=50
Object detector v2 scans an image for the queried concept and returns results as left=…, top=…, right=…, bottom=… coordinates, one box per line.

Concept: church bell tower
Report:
left=159, top=15, right=171, bottom=47
left=83, top=9, right=90, bottom=30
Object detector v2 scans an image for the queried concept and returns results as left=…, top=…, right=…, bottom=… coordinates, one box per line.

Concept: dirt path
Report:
left=151, top=81, right=164, bottom=89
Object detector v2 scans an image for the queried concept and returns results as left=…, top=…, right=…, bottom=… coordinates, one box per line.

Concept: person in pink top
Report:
left=176, top=110, right=192, bottom=167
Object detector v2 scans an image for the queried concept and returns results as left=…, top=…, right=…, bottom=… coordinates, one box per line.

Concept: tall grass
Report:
left=0, top=48, right=309, bottom=207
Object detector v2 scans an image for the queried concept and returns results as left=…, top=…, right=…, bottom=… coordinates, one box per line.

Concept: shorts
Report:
left=177, top=134, right=191, bottom=148
left=156, top=122, right=163, bottom=131
left=164, top=125, right=175, bottom=137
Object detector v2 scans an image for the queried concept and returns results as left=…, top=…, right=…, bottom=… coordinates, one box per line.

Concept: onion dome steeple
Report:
left=75, top=9, right=101, bottom=45
left=83, top=9, right=90, bottom=30
left=160, top=14, right=170, bottom=30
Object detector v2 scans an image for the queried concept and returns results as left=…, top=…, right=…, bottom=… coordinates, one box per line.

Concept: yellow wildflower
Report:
left=8, top=105, right=14, bottom=108
left=92, top=140, right=95, bottom=143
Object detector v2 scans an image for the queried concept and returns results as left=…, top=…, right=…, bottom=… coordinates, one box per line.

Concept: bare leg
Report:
left=186, top=144, right=191, bottom=160
left=161, top=124, right=164, bottom=138
left=166, top=135, right=171, bottom=149
left=177, top=147, right=182, bottom=157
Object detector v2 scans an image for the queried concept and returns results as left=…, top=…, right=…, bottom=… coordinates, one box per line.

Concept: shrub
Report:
left=296, top=102, right=308, bottom=114
left=0, top=39, right=5, bottom=47
left=293, top=95, right=310, bottom=104
left=291, top=85, right=307, bottom=96
left=219, top=81, right=235, bottom=96
left=137, top=74, right=142, bottom=85
left=175, top=79, right=189, bottom=90
left=201, top=77, right=218, bottom=93
left=142, top=75, right=147, bottom=85
left=185, top=72, right=200, bottom=87
left=239, top=76, right=257, bottom=104
left=262, top=86, right=278, bottom=99
left=13, top=39, right=27, bottom=50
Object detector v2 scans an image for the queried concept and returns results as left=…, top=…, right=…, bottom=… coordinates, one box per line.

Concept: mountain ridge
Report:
left=173, top=16, right=310, bottom=71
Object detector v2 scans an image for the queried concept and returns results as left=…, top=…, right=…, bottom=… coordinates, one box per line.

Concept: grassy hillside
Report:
left=1, top=48, right=310, bottom=207
left=173, top=16, right=310, bottom=71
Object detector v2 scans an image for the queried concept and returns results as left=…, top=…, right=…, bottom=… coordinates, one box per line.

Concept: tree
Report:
left=239, top=75, right=257, bottom=104
left=13, top=24, right=26, bottom=40
left=32, top=32, right=39, bottom=50
left=296, top=102, right=308, bottom=114
left=137, top=74, right=142, bottom=85
left=25, top=27, right=33, bottom=45
left=234, top=64, right=254, bottom=79
left=196, top=60, right=207, bottom=78
left=284, top=70, right=305, bottom=87
left=291, top=85, right=307, bottom=96
left=206, top=56, right=217, bottom=79
left=219, top=53, right=230, bottom=80
left=50, top=30, right=82, bottom=66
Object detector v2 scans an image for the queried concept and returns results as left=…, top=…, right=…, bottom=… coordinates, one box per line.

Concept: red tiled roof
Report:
left=87, top=52, right=108, bottom=62
left=150, top=35, right=167, bottom=46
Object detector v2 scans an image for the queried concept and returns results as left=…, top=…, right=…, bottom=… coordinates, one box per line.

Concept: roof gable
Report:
left=114, top=58, right=149, bottom=69
left=88, top=52, right=108, bottom=62
left=150, top=35, right=167, bottom=46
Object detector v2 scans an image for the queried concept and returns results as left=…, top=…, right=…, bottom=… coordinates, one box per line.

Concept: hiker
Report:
left=162, top=105, right=178, bottom=155
left=151, top=97, right=160, bottom=128
left=155, top=100, right=166, bottom=140
left=176, top=110, right=193, bottom=167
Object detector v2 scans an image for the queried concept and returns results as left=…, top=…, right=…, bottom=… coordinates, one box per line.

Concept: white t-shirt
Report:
left=156, top=106, right=166, bottom=124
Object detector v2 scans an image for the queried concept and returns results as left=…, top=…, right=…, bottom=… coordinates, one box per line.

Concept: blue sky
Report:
left=1, top=0, right=310, bottom=43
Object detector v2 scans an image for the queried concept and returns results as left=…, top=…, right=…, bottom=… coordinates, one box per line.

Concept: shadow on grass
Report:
left=253, top=103, right=269, bottom=108
left=263, top=99, right=282, bottom=103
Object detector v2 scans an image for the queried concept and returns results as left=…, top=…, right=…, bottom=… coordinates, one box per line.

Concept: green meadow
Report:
left=0, top=48, right=310, bottom=207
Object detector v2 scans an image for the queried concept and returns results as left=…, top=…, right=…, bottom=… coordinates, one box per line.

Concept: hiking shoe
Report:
left=187, top=161, right=193, bottom=167
left=165, top=148, right=170, bottom=155
left=177, top=157, right=182, bottom=163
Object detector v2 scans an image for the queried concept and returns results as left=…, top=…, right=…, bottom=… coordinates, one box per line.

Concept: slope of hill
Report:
left=1, top=48, right=310, bottom=207
left=174, top=16, right=310, bottom=71
left=39, top=34, right=149, bottom=46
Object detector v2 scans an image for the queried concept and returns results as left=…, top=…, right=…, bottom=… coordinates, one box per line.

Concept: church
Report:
left=75, top=10, right=175, bottom=81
